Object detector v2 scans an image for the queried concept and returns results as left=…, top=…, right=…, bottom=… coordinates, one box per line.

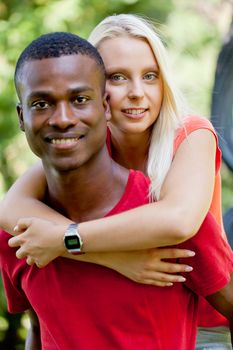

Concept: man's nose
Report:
left=48, top=103, right=77, bottom=129
left=128, top=80, right=144, bottom=99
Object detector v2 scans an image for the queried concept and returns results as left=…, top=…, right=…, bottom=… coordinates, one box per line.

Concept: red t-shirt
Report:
left=0, top=170, right=233, bottom=350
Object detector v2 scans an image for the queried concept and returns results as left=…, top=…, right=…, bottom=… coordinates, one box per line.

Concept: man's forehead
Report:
left=19, top=55, right=101, bottom=88
left=16, top=55, right=104, bottom=101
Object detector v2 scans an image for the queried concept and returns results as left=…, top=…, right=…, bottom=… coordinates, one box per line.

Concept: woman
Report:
left=0, top=14, right=230, bottom=348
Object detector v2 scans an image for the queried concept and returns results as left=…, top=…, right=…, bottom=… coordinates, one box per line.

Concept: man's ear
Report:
left=16, top=103, right=25, bottom=131
left=103, top=93, right=111, bottom=121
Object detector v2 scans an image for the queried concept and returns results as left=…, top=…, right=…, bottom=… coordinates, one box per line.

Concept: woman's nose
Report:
left=128, top=80, right=144, bottom=99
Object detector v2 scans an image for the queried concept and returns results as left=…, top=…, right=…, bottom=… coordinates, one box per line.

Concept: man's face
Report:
left=17, top=54, right=108, bottom=172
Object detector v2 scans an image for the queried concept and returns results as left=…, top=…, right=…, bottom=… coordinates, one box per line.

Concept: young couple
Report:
left=0, top=14, right=233, bottom=349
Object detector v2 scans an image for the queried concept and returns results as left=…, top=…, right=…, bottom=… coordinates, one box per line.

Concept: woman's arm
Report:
left=6, top=129, right=214, bottom=283
left=2, top=129, right=216, bottom=249
left=9, top=217, right=194, bottom=286
left=4, top=129, right=215, bottom=283
left=1, top=161, right=196, bottom=287
left=66, top=129, right=217, bottom=251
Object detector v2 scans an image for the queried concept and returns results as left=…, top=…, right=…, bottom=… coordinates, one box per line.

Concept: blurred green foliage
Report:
left=0, top=0, right=233, bottom=348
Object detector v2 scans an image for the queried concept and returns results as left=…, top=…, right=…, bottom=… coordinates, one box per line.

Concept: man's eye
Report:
left=31, top=101, right=49, bottom=110
left=74, top=96, right=88, bottom=104
left=109, top=74, right=126, bottom=82
left=143, top=72, right=158, bottom=81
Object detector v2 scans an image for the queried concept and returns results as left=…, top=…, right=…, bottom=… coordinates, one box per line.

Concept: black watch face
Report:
left=64, top=235, right=81, bottom=250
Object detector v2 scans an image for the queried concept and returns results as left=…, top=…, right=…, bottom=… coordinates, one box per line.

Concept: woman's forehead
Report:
left=98, top=36, right=158, bottom=71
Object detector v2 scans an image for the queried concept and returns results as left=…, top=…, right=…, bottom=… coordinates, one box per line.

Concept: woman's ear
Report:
left=103, top=93, right=111, bottom=121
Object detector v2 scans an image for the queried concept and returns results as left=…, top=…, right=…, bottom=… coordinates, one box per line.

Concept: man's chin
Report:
left=43, top=160, right=81, bottom=174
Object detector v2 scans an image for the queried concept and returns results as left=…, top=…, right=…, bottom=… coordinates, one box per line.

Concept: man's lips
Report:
left=44, top=134, right=85, bottom=148
left=45, top=134, right=84, bottom=143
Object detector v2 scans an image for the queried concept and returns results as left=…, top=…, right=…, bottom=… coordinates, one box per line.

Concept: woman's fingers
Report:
left=137, top=271, right=186, bottom=287
left=144, top=248, right=195, bottom=273
left=127, top=248, right=196, bottom=286
left=156, top=261, right=193, bottom=273
left=13, top=217, right=34, bottom=234
left=15, top=246, right=27, bottom=259
left=8, top=235, right=23, bottom=247
left=26, top=256, right=35, bottom=266
left=157, top=248, right=195, bottom=259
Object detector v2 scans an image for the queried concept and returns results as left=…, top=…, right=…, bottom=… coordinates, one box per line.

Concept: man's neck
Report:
left=43, top=148, right=129, bottom=223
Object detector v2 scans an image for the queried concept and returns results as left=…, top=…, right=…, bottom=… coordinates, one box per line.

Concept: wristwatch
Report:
left=64, top=223, right=84, bottom=254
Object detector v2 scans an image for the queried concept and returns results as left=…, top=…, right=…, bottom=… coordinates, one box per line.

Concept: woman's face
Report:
left=98, top=36, right=163, bottom=135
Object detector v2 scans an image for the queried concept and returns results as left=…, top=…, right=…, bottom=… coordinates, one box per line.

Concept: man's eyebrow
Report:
left=68, top=86, right=95, bottom=94
left=27, top=91, right=52, bottom=101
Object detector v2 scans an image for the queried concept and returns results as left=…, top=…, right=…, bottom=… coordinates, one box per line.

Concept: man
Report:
left=0, top=32, right=233, bottom=350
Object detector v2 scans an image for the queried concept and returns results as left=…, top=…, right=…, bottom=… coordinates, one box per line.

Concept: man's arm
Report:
left=205, top=273, right=233, bottom=346
left=25, top=309, right=41, bottom=350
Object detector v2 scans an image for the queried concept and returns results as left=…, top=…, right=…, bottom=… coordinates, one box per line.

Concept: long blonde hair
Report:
left=88, top=14, right=188, bottom=200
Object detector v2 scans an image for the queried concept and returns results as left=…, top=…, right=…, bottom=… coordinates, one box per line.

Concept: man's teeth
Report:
left=51, top=138, right=79, bottom=144
left=124, top=109, right=146, bottom=115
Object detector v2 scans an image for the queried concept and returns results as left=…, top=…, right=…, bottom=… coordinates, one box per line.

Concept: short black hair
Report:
left=15, top=32, right=106, bottom=97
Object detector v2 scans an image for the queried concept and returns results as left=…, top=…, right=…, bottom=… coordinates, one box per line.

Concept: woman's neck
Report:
left=109, top=126, right=150, bottom=174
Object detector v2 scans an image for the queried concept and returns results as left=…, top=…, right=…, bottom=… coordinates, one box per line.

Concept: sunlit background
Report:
left=0, top=0, right=233, bottom=348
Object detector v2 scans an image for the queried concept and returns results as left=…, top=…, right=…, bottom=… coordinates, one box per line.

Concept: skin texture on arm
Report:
left=25, top=309, right=41, bottom=350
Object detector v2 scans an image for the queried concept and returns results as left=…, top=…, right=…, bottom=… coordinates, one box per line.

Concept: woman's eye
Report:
left=31, top=101, right=49, bottom=110
left=109, top=74, right=126, bottom=82
left=143, top=72, right=158, bottom=81
left=74, top=96, right=88, bottom=104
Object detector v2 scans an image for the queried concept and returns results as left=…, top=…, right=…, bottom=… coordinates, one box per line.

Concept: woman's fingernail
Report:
left=185, top=266, right=193, bottom=272
left=178, top=276, right=186, bottom=282
left=13, top=225, right=18, bottom=231
left=187, top=251, right=195, bottom=256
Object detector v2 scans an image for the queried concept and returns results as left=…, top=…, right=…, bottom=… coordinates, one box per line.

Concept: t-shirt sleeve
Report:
left=0, top=231, right=31, bottom=313
left=174, top=115, right=221, bottom=174
left=177, top=213, right=233, bottom=296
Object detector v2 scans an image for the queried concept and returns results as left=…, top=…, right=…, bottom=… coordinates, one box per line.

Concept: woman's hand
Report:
left=99, top=248, right=195, bottom=287
left=8, top=217, right=68, bottom=267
